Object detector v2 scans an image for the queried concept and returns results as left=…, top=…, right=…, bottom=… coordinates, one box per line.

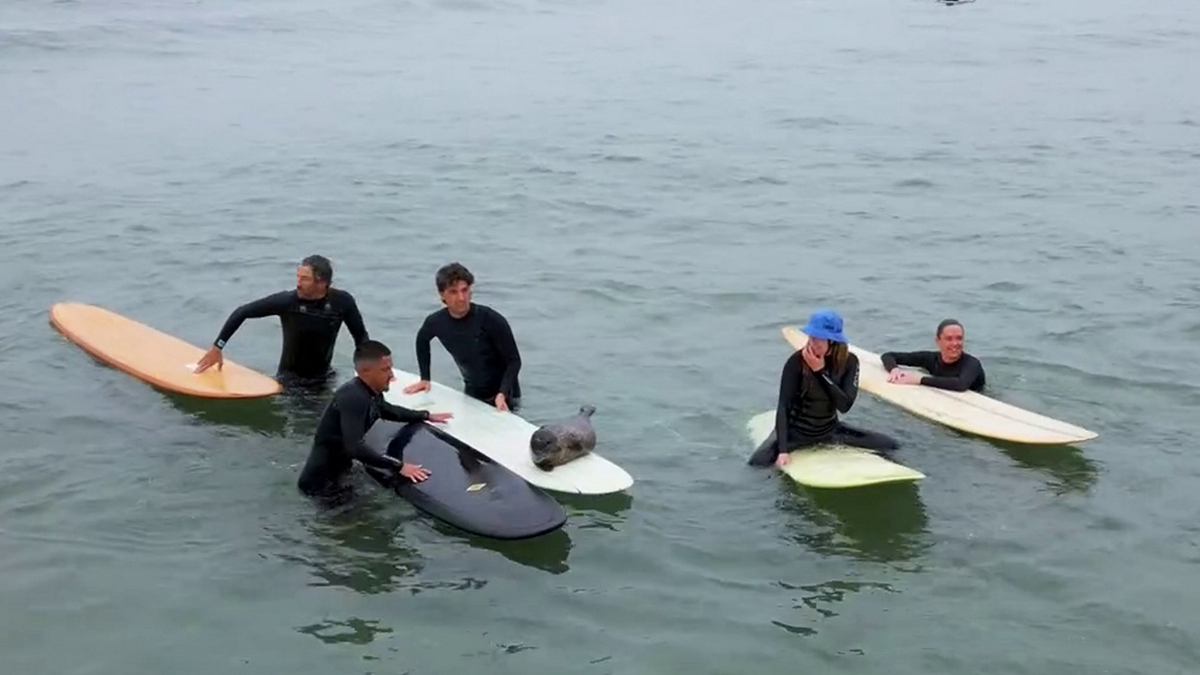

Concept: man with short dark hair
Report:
left=297, top=339, right=453, bottom=500
left=194, top=255, right=369, bottom=387
left=402, top=262, right=523, bottom=411
left=880, top=319, right=986, bottom=392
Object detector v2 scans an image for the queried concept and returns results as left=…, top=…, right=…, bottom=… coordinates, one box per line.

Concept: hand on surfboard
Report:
left=775, top=453, right=790, bottom=468
left=399, top=462, right=430, bottom=482
left=886, top=369, right=922, bottom=385
left=194, top=346, right=223, bottom=374
left=403, top=380, right=431, bottom=394
left=427, top=412, right=453, bottom=424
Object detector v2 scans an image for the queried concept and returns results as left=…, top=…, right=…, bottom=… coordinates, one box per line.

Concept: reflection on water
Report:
left=557, top=490, right=634, bottom=533
left=940, top=424, right=1101, bottom=495
left=163, top=391, right=289, bottom=436
left=295, top=616, right=393, bottom=646
left=985, top=437, right=1101, bottom=495
left=162, top=380, right=338, bottom=439
left=445, top=525, right=575, bottom=575
left=771, top=578, right=899, bottom=639
left=777, top=479, right=932, bottom=564
left=284, top=499, right=432, bottom=595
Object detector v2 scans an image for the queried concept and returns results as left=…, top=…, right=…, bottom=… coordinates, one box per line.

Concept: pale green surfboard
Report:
left=745, top=411, right=925, bottom=488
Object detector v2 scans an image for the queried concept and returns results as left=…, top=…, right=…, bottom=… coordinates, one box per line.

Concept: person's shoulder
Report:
left=962, top=352, right=984, bottom=367
left=328, top=287, right=358, bottom=304
left=477, top=303, right=513, bottom=322
left=421, top=307, right=450, bottom=323
left=332, top=376, right=367, bottom=400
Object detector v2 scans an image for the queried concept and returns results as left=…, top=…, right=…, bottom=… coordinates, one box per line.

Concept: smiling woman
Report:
left=879, top=319, right=987, bottom=393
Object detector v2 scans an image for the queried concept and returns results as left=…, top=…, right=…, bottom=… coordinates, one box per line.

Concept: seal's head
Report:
left=530, top=427, right=559, bottom=469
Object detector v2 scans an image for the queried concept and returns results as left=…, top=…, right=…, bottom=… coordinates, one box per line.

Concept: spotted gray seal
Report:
left=530, top=405, right=598, bottom=471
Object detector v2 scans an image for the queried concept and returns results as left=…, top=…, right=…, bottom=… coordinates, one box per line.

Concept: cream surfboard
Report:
left=383, top=368, right=634, bottom=495
left=745, top=411, right=925, bottom=488
left=50, top=302, right=282, bottom=399
left=782, top=326, right=1097, bottom=445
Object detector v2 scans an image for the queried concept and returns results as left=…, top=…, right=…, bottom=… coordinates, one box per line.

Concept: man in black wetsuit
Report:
left=194, top=255, right=369, bottom=388
left=401, top=262, right=523, bottom=411
left=297, top=339, right=453, bottom=499
left=748, top=310, right=899, bottom=468
left=880, top=318, right=986, bottom=392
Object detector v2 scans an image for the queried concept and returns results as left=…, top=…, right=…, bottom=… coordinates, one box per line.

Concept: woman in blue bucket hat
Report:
left=748, top=309, right=899, bottom=468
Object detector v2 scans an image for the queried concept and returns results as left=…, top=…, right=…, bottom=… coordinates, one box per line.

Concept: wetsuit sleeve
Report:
left=816, top=353, right=860, bottom=413
left=482, top=308, right=522, bottom=399
left=920, top=357, right=983, bottom=392
left=773, top=351, right=804, bottom=459
left=378, top=399, right=431, bottom=423
left=213, top=291, right=293, bottom=348
left=340, top=292, right=369, bottom=346
left=338, top=394, right=402, bottom=471
left=415, top=315, right=436, bottom=381
left=880, top=350, right=936, bottom=372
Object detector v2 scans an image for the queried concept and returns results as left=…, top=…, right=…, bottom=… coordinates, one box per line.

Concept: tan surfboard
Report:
left=50, top=302, right=282, bottom=399
left=781, top=326, right=1097, bottom=445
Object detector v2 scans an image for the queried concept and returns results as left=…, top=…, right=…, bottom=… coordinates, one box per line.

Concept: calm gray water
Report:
left=2, top=0, right=1199, bottom=672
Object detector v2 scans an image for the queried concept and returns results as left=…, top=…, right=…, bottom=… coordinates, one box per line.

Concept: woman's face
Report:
left=808, top=337, right=830, bottom=358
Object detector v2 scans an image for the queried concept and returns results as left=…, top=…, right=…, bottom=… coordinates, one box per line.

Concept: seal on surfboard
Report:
left=531, top=405, right=598, bottom=471
left=383, top=368, right=633, bottom=495
left=781, top=326, right=1097, bottom=445
left=49, top=302, right=282, bottom=399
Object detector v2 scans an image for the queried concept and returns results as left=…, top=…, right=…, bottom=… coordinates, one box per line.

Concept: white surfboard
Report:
left=745, top=411, right=925, bottom=488
left=382, top=368, right=634, bottom=495
left=781, top=326, right=1098, bottom=445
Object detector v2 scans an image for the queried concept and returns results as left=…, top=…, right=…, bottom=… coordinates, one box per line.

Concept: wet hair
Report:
left=936, top=319, right=963, bottom=338
left=435, top=262, right=475, bottom=293
left=301, top=255, right=333, bottom=285
left=353, top=339, right=391, bottom=368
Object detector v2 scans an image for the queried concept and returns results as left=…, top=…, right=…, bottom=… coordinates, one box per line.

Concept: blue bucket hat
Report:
left=801, top=309, right=848, bottom=343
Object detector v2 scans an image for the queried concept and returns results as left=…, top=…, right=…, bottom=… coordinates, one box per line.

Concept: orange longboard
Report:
left=49, top=302, right=282, bottom=399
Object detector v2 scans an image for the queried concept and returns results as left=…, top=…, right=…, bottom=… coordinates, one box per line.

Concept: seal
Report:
left=530, top=405, right=598, bottom=471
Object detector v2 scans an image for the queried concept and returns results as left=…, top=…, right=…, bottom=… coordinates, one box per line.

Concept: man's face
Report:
left=439, top=280, right=472, bottom=316
left=296, top=265, right=326, bottom=299
left=360, top=355, right=395, bottom=392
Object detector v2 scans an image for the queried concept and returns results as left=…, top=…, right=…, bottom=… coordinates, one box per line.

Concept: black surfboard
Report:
left=360, top=420, right=568, bottom=540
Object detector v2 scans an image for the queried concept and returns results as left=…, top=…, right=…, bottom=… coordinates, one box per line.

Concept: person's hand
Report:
left=494, top=394, right=508, bottom=412
left=800, top=344, right=824, bottom=372
left=399, top=462, right=430, bottom=482
left=889, top=370, right=922, bottom=385
left=426, top=412, right=453, bottom=424
left=194, top=346, right=223, bottom=373
left=403, top=380, right=430, bottom=395
left=775, top=452, right=791, bottom=468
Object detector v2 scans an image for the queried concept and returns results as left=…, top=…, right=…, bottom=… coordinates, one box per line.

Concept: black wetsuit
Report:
left=213, top=288, right=368, bottom=386
left=880, top=350, right=986, bottom=392
left=748, top=350, right=898, bottom=467
left=415, top=303, right=522, bottom=405
left=297, top=377, right=430, bottom=497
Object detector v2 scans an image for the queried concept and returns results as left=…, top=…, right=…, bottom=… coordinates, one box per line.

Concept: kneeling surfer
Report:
left=297, top=339, right=454, bottom=499
left=880, top=318, right=985, bottom=392
left=749, top=309, right=899, bottom=469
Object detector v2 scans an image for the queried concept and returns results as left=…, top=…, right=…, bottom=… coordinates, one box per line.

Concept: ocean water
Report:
left=2, top=0, right=1198, bottom=673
